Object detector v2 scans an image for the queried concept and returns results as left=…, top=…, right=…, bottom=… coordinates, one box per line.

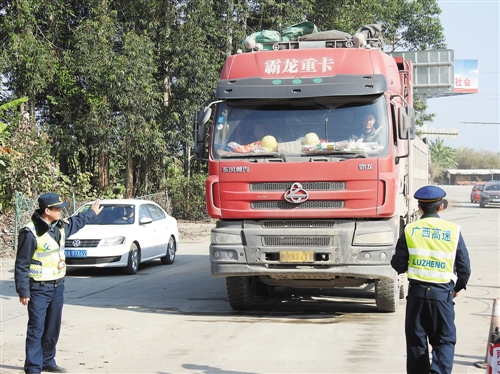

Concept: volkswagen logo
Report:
left=72, top=239, right=81, bottom=247
left=284, top=182, right=309, bottom=204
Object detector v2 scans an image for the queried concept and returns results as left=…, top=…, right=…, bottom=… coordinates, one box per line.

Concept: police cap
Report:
left=38, top=192, right=69, bottom=210
left=414, top=185, right=446, bottom=203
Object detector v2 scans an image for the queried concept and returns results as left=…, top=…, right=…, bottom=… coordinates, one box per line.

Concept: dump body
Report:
left=196, top=38, right=429, bottom=311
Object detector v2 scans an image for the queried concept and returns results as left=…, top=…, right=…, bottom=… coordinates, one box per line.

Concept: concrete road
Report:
left=1, top=186, right=498, bottom=374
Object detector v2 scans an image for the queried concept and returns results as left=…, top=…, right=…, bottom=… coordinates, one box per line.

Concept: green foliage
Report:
left=166, top=173, right=210, bottom=221
left=428, top=138, right=457, bottom=183
left=308, top=0, right=445, bottom=52
left=1, top=118, right=71, bottom=202
left=414, top=96, right=436, bottom=128
left=454, top=147, right=500, bottom=169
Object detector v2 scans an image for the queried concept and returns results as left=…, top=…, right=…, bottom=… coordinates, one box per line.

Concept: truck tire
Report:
left=255, top=282, right=276, bottom=297
left=225, top=276, right=255, bottom=310
left=375, top=276, right=398, bottom=312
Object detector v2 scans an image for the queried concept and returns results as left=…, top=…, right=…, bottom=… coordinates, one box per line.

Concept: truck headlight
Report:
left=211, top=232, right=242, bottom=245
left=353, top=231, right=394, bottom=246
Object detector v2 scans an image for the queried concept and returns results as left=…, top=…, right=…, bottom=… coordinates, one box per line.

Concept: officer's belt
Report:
left=30, top=278, right=65, bottom=287
left=408, top=284, right=453, bottom=301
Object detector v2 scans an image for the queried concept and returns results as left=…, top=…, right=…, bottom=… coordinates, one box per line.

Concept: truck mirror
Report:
left=193, top=106, right=212, bottom=160
left=398, top=107, right=416, bottom=140
left=194, top=142, right=205, bottom=159
left=197, top=107, right=212, bottom=129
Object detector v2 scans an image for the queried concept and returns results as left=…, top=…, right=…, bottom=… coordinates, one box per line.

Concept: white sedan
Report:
left=65, top=199, right=179, bottom=274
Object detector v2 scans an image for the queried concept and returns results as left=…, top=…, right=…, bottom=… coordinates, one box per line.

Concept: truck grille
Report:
left=252, top=200, right=344, bottom=209
left=262, top=236, right=331, bottom=247
left=262, top=220, right=337, bottom=228
left=250, top=182, right=345, bottom=191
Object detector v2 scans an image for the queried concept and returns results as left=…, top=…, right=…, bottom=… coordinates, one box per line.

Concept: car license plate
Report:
left=492, top=198, right=500, bottom=202
left=65, top=249, right=87, bottom=258
left=279, top=251, right=314, bottom=263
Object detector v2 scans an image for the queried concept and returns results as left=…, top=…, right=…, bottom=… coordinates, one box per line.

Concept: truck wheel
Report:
left=375, top=276, right=398, bottom=312
left=255, top=282, right=276, bottom=297
left=225, top=276, right=255, bottom=310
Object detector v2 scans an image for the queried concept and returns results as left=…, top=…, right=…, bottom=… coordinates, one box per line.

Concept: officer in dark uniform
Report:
left=391, top=185, right=471, bottom=374
left=15, top=193, right=103, bottom=374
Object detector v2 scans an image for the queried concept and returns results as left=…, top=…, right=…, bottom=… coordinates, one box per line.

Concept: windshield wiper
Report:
left=221, top=152, right=288, bottom=161
left=306, top=150, right=366, bottom=158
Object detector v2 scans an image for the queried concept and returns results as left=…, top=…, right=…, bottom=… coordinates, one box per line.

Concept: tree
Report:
left=454, top=147, right=500, bottom=169
left=308, top=0, right=445, bottom=52
left=428, top=138, right=457, bottom=183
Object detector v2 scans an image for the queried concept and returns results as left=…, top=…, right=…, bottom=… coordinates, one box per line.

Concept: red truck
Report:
left=194, top=30, right=429, bottom=312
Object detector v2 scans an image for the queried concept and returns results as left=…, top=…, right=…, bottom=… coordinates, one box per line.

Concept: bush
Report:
left=166, top=173, right=209, bottom=221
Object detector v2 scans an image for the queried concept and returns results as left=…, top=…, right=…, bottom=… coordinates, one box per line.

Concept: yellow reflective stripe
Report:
left=408, top=247, right=456, bottom=260
left=34, top=249, right=60, bottom=258
left=408, top=268, right=458, bottom=283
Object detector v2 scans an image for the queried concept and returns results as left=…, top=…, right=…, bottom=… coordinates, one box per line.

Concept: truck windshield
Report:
left=211, top=96, right=390, bottom=160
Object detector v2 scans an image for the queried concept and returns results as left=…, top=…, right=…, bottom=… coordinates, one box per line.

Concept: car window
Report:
left=139, top=205, right=153, bottom=220
left=81, top=204, right=136, bottom=225
left=485, top=183, right=500, bottom=191
left=146, top=204, right=166, bottom=221
left=478, top=185, right=484, bottom=191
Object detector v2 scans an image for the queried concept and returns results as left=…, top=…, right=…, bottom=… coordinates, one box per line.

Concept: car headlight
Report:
left=353, top=231, right=394, bottom=246
left=100, top=236, right=126, bottom=246
left=211, top=232, right=242, bottom=245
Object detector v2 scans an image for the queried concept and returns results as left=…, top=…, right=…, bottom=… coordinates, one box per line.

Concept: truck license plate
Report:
left=279, top=251, right=314, bottom=263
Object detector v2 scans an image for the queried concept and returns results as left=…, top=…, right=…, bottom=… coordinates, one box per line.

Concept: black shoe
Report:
left=42, top=365, right=67, bottom=373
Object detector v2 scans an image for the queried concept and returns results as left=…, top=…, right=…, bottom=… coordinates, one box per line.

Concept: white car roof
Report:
left=83, top=199, right=156, bottom=205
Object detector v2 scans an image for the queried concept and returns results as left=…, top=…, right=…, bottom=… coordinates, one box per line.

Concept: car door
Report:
left=145, top=203, right=168, bottom=257
left=137, top=204, right=158, bottom=260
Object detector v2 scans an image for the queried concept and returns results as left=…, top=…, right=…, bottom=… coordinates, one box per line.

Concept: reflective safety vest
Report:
left=26, top=222, right=66, bottom=281
left=404, top=217, right=459, bottom=284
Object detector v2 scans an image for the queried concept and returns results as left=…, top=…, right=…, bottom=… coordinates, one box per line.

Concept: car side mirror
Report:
left=139, top=217, right=153, bottom=225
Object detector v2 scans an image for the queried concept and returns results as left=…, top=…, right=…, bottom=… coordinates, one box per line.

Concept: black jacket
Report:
left=14, top=209, right=97, bottom=298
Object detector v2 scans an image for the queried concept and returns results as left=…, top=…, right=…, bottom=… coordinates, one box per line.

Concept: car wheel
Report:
left=480, top=202, right=486, bottom=208
left=123, top=243, right=139, bottom=275
left=160, top=236, right=176, bottom=265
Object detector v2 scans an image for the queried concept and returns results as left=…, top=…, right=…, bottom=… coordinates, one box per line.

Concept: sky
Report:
left=424, top=0, right=500, bottom=153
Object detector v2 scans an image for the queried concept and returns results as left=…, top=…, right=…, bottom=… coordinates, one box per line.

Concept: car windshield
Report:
left=76, top=204, right=136, bottom=225
left=210, top=95, right=389, bottom=161
left=485, top=183, right=500, bottom=192
left=478, top=185, right=484, bottom=191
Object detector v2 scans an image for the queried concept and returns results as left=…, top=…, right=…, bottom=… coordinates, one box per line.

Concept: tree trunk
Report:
left=98, top=150, right=109, bottom=190
left=125, top=149, right=134, bottom=198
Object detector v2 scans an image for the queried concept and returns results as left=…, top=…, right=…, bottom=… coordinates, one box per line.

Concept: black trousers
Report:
left=405, top=294, right=456, bottom=374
